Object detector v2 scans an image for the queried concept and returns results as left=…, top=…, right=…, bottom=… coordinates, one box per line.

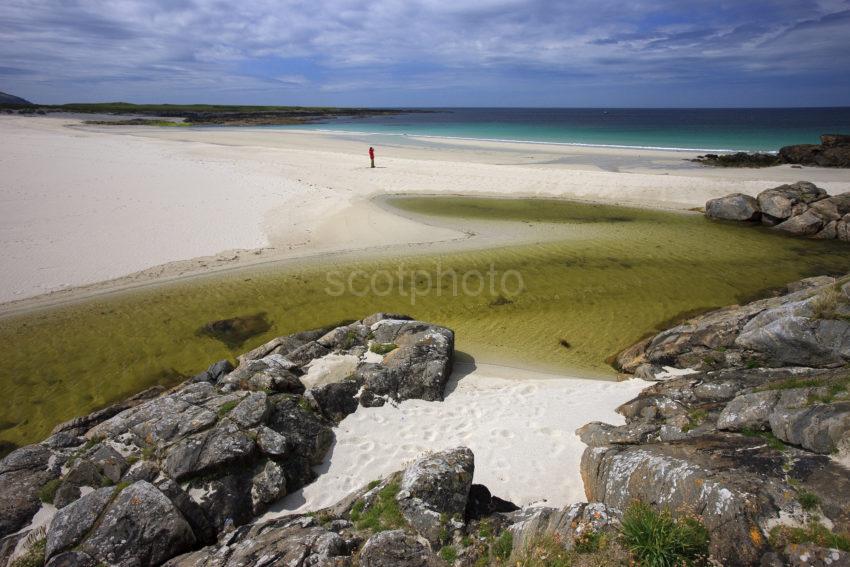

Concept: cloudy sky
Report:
left=2, top=0, right=850, bottom=107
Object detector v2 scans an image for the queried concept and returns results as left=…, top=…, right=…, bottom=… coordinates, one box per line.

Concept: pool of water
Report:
left=1, top=196, right=848, bottom=451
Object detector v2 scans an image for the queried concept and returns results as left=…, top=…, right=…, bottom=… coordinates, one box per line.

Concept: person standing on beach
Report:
left=369, top=146, right=375, bottom=168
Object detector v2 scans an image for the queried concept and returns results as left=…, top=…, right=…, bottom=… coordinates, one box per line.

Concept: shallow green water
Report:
left=1, top=196, right=848, bottom=450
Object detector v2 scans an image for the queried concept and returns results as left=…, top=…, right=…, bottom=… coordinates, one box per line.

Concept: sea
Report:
left=285, top=107, right=850, bottom=153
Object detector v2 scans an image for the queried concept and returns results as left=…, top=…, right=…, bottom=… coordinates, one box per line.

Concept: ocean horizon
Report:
left=279, top=106, right=850, bottom=153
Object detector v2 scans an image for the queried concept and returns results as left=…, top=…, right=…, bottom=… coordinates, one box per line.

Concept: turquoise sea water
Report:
left=282, top=107, right=850, bottom=152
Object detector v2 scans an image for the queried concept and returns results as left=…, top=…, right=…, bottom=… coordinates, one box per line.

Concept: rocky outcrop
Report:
left=779, top=134, right=850, bottom=168
left=0, top=314, right=455, bottom=567
left=591, top=273, right=850, bottom=565
left=617, top=275, right=850, bottom=374
left=706, top=181, right=850, bottom=241
left=693, top=134, right=850, bottom=168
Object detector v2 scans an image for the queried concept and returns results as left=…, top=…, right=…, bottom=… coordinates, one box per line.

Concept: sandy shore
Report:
left=264, top=362, right=649, bottom=517
left=3, top=115, right=849, bottom=309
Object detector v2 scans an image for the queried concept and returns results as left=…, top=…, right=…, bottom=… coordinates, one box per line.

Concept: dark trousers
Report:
left=370, top=158, right=375, bottom=168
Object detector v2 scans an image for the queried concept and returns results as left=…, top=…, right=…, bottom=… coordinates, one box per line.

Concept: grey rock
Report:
left=310, top=379, right=362, bottom=423
left=189, top=359, right=234, bottom=384
left=54, top=460, right=103, bottom=509
left=0, top=444, right=57, bottom=537
left=250, top=459, right=287, bottom=514
left=162, top=419, right=255, bottom=481
left=717, top=391, right=781, bottom=431
left=785, top=543, right=850, bottom=566
left=79, top=481, right=195, bottom=567
left=736, top=316, right=850, bottom=367
left=45, top=551, right=98, bottom=567
left=769, top=402, right=850, bottom=454
left=359, top=529, right=435, bottom=567
left=576, top=421, right=660, bottom=446
left=507, top=502, right=620, bottom=555
left=705, top=193, right=761, bottom=221
left=227, top=391, right=268, bottom=428
left=89, top=444, right=128, bottom=483
left=45, top=487, right=114, bottom=559
left=255, top=425, right=288, bottom=457
left=397, top=447, right=474, bottom=545
left=775, top=210, right=826, bottom=236
left=757, top=182, right=827, bottom=221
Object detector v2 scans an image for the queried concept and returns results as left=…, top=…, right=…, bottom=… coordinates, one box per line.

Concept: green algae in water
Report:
left=2, top=196, right=849, bottom=450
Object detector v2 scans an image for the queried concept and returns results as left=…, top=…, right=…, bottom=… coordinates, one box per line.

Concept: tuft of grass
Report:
left=352, top=480, right=405, bottom=532
left=494, top=530, right=514, bottom=560
left=574, top=529, right=607, bottom=554
left=769, top=521, right=850, bottom=552
left=298, top=397, right=316, bottom=414
left=113, top=481, right=131, bottom=494
left=369, top=342, right=398, bottom=355
left=342, top=329, right=358, bottom=349
left=810, top=285, right=850, bottom=321
left=513, top=533, right=571, bottom=567
left=620, top=502, right=710, bottom=567
left=440, top=545, right=458, bottom=563
left=682, top=408, right=709, bottom=433
left=797, top=490, right=820, bottom=511
left=218, top=400, right=238, bottom=416
left=478, top=519, right=493, bottom=539
left=367, top=479, right=381, bottom=490
left=141, top=445, right=156, bottom=461
left=461, top=535, right=473, bottom=547
left=38, top=478, right=61, bottom=504
left=9, top=533, right=46, bottom=567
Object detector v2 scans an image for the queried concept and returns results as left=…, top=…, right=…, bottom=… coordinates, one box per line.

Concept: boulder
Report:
left=162, top=419, right=256, bottom=481
left=775, top=210, right=826, bottom=236
left=506, top=502, right=620, bottom=555
left=821, top=134, right=850, bottom=147
left=164, top=516, right=349, bottom=567
left=197, top=312, right=271, bottom=349
left=77, top=481, right=195, bottom=566
left=45, top=487, right=114, bottom=559
left=717, top=390, right=781, bottom=431
left=757, top=181, right=827, bottom=222
left=705, top=193, right=760, bottom=221
left=0, top=444, right=57, bottom=537
left=359, top=529, right=436, bottom=567
left=769, top=402, right=850, bottom=454
left=396, top=447, right=474, bottom=545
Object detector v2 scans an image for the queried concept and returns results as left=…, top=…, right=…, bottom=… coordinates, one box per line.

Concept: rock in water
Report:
left=197, top=312, right=272, bottom=349
left=705, top=193, right=760, bottom=221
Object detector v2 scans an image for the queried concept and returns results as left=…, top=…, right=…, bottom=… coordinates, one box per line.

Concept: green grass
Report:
left=682, top=408, right=709, bottom=433
left=758, top=377, right=825, bottom=391
left=369, top=343, right=398, bottom=355
left=797, top=490, right=821, bottom=511
left=574, top=529, right=607, bottom=554
left=769, top=521, right=850, bottom=552
left=38, top=478, right=61, bottom=504
left=9, top=534, right=45, bottom=567
left=367, top=479, right=381, bottom=490
left=141, top=445, right=157, bottom=461
left=513, top=534, right=572, bottom=567
left=217, top=400, right=238, bottom=417
left=351, top=480, right=406, bottom=532
left=440, top=545, right=458, bottom=563
left=620, top=502, right=709, bottom=567
left=494, top=530, right=514, bottom=560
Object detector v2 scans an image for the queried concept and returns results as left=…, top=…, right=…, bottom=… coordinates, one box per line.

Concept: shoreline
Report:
left=4, top=115, right=850, bottom=314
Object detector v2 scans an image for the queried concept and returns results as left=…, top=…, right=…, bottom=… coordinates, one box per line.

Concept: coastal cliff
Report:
left=1, top=277, right=849, bottom=566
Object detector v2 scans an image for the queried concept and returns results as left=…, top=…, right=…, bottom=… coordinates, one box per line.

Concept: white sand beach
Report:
left=265, top=363, right=649, bottom=517
left=3, top=115, right=850, bottom=308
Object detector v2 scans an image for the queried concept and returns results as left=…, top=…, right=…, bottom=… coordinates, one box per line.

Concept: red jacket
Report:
left=369, top=147, right=375, bottom=159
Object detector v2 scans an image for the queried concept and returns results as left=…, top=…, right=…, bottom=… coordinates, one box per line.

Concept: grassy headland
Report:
left=0, top=101, right=416, bottom=126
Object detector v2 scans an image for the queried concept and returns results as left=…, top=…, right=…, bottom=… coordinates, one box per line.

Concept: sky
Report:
left=1, top=0, right=850, bottom=107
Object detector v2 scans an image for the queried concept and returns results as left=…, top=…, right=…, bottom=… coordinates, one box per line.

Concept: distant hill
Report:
left=0, top=91, right=33, bottom=105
